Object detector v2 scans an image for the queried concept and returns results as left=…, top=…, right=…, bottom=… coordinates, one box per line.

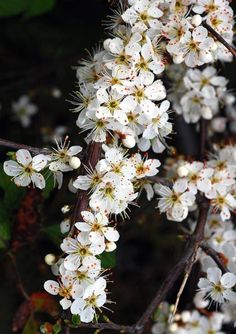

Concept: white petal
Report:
left=16, top=149, right=32, bottom=165
left=44, top=280, right=59, bottom=295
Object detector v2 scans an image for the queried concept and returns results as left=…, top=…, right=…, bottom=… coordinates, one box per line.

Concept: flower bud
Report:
left=60, top=219, right=71, bottom=234
left=122, top=135, right=136, bottom=148
left=201, top=106, right=213, bottom=119
left=191, top=14, right=202, bottom=27
left=211, top=117, right=226, bottom=133
left=61, top=205, right=70, bottom=214
left=69, top=156, right=81, bottom=169
left=224, top=94, right=235, bottom=105
left=177, top=165, right=189, bottom=177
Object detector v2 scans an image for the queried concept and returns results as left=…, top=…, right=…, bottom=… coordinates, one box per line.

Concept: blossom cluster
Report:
left=156, top=145, right=236, bottom=222
left=44, top=209, right=119, bottom=322
left=73, top=144, right=160, bottom=215
left=167, top=64, right=234, bottom=123
left=151, top=300, right=232, bottom=334
left=3, top=139, right=82, bottom=189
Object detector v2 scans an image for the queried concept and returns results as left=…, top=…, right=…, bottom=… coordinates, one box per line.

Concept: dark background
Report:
left=0, top=1, right=235, bottom=333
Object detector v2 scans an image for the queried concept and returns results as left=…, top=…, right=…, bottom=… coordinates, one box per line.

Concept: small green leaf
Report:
left=53, top=323, right=62, bottom=334
left=24, top=0, right=56, bottom=18
left=0, top=0, right=28, bottom=17
left=22, top=316, right=38, bottom=334
left=42, top=224, right=61, bottom=246
left=71, top=314, right=81, bottom=326
left=0, top=202, right=11, bottom=249
left=100, top=251, right=116, bottom=268
left=42, top=174, right=55, bottom=199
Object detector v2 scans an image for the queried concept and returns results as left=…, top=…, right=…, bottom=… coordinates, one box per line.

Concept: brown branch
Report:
left=200, top=243, right=228, bottom=274
left=202, top=21, right=236, bottom=58
left=0, top=138, right=50, bottom=155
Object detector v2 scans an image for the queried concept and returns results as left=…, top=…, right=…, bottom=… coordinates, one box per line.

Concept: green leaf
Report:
left=0, top=0, right=28, bottom=16
left=0, top=167, right=26, bottom=210
left=24, top=0, right=56, bottom=18
left=0, top=0, right=56, bottom=18
left=22, top=316, right=38, bottom=334
left=42, top=224, right=61, bottom=246
left=100, top=251, right=116, bottom=269
left=42, top=173, right=55, bottom=199
left=0, top=202, right=11, bottom=249
left=71, top=314, right=80, bottom=326
left=53, top=323, right=62, bottom=334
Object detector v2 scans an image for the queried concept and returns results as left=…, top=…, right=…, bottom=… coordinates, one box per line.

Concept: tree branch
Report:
left=0, top=138, right=50, bottom=155
left=200, top=243, right=228, bottom=274
left=202, top=21, right=236, bottom=58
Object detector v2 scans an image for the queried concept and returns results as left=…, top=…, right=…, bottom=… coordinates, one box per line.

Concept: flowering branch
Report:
left=0, top=138, right=50, bottom=155
left=202, top=21, right=236, bottom=58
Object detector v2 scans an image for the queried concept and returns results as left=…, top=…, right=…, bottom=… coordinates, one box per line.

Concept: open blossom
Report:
left=75, top=211, right=119, bottom=249
left=198, top=267, right=236, bottom=304
left=4, top=149, right=47, bottom=189
left=12, top=95, right=38, bottom=127
left=71, top=277, right=107, bottom=323
left=156, top=179, right=195, bottom=222
left=49, top=138, right=82, bottom=173
left=44, top=276, right=80, bottom=310
left=61, top=232, right=104, bottom=271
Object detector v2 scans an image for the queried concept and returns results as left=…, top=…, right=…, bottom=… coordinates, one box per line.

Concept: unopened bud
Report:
left=61, top=205, right=70, bottom=214
left=191, top=14, right=202, bottom=27
left=201, top=106, right=213, bottom=119
left=69, top=156, right=81, bottom=169
left=177, top=165, right=189, bottom=177
left=60, top=219, right=71, bottom=234
left=122, top=135, right=136, bottom=148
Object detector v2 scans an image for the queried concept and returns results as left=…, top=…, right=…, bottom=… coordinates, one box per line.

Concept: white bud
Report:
left=61, top=205, right=70, bottom=214
left=177, top=165, right=189, bottom=177
left=211, top=117, right=226, bottom=133
left=103, top=38, right=112, bottom=51
left=201, top=106, right=213, bottom=119
left=69, top=156, right=81, bottom=169
left=224, top=94, right=235, bottom=105
left=173, top=54, right=184, bottom=64
left=191, top=14, right=202, bottom=27
left=122, top=135, right=136, bottom=148
left=44, top=253, right=56, bottom=266
left=60, top=219, right=71, bottom=234
left=194, top=292, right=209, bottom=309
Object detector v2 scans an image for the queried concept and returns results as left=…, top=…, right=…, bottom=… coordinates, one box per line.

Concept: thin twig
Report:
left=202, top=21, right=236, bottom=57
left=7, top=252, right=30, bottom=300
left=200, top=243, right=228, bottom=274
left=0, top=138, right=50, bottom=155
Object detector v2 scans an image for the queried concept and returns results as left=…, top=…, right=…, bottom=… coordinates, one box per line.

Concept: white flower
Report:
left=61, top=233, right=104, bottom=271
left=207, top=189, right=236, bottom=221
left=198, top=267, right=236, bottom=304
left=132, top=153, right=161, bottom=179
left=49, top=138, right=82, bottom=173
left=4, top=149, right=47, bottom=189
left=172, top=26, right=214, bottom=67
left=156, top=179, right=195, bottom=222
left=75, top=211, right=119, bottom=247
left=71, top=277, right=107, bottom=323
left=44, top=276, right=80, bottom=310
left=122, top=0, right=163, bottom=32
left=142, top=100, right=171, bottom=139
left=12, top=95, right=38, bottom=127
